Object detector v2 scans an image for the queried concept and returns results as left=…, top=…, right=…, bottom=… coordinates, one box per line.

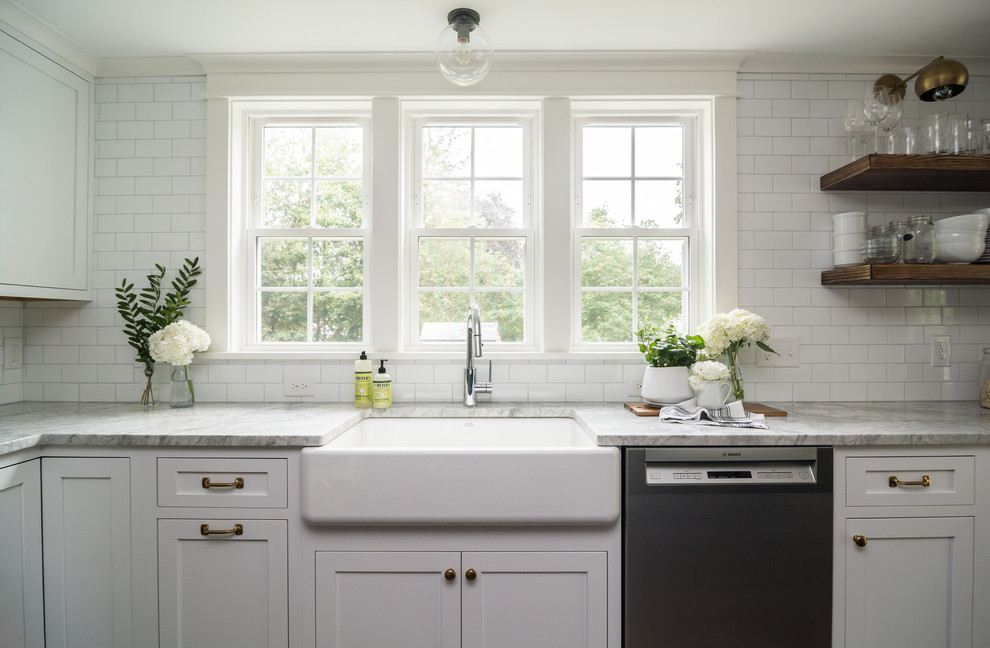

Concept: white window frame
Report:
left=239, top=104, right=372, bottom=352
left=571, top=111, right=703, bottom=352
left=402, top=104, right=541, bottom=353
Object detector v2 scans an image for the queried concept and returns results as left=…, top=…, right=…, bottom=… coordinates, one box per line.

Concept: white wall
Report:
left=10, top=73, right=990, bottom=404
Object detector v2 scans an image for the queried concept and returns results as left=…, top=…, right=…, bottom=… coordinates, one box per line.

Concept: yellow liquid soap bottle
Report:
left=373, top=359, right=392, bottom=409
left=354, top=351, right=372, bottom=408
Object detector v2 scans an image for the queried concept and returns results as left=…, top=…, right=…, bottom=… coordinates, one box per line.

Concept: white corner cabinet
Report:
left=833, top=447, right=989, bottom=648
left=0, top=25, right=91, bottom=301
left=0, top=459, right=44, bottom=648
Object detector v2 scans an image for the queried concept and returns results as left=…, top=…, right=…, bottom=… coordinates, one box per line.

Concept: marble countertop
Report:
left=1, top=400, right=989, bottom=457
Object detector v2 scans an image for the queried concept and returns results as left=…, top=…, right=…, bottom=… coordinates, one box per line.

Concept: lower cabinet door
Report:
left=42, top=457, right=132, bottom=648
left=0, top=460, right=44, bottom=648
left=461, top=552, right=607, bottom=648
left=844, top=516, right=974, bottom=648
left=158, top=519, right=288, bottom=648
left=315, top=551, right=461, bottom=648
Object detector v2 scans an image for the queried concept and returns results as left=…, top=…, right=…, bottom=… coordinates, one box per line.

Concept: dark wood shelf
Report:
left=822, top=264, right=990, bottom=285
left=820, top=154, right=990, bottom=192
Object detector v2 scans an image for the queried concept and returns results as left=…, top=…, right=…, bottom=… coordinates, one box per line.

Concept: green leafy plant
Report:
left=636, top=319, right=705, bottom=368
left=115, top=258, right=202, bottom=405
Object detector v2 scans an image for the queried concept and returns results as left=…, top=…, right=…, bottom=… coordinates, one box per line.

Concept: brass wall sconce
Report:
left=874, top=56, right=969, bottom=102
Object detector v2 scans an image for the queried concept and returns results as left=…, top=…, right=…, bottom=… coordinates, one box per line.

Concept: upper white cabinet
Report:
left=0, top=26, right=91, bottom=300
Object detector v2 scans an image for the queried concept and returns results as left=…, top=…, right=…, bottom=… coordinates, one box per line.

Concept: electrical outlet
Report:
left=628, top=380, right=643, bottom=397
left=756, top=337, right=801, bottom=368
left=284, top=379, right=315, bottom=397
left=3, top=337, right=23, bottom=370
left=932, top=335, right=951, bottom=367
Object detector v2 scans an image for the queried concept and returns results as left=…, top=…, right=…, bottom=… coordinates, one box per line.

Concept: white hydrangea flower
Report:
left=149, top=320, right=211, bottom=366
left=688, top=360, right=730, bottom=391
left=697, top=308, right=771, bottom=357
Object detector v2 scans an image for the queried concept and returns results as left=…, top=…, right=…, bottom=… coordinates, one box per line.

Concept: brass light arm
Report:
left=874, top=56, right=968, bottom=103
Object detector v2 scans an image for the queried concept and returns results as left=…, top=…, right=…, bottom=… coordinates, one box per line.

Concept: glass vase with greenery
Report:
left=115, top=258, right=202, bottom=405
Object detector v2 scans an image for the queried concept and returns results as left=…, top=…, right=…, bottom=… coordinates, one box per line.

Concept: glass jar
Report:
left=860, top=224, right=900, bottom=264
left=981, top=348, right=990, bottom=408
left=901, top=215, right=936, bottom=264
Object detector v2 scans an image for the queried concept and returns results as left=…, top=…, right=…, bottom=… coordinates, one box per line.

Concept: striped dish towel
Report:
left=658, top=398, right=768, bottom=429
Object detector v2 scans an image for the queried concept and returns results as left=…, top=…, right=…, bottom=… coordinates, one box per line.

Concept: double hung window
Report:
left=248, top=118, right=370, bottom=346
left=574, top=117, right=697, bottom=346
left=407, top=111, right=537, bottom=349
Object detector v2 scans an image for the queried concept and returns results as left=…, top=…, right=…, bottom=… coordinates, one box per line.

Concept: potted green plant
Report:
left=636, top=319, right=706, bottom=405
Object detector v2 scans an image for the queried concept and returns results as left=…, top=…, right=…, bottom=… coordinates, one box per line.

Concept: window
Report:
left=213, top=92, right=726, bottom=357
left=406, top=111, right=538, bottom=349
left=574, top=118, right=697, bottom=346
left=248, top=118, right=370, bottom=346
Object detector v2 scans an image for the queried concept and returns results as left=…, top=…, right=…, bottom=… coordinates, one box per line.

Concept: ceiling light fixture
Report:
left=435, top=8, right=492, bottom=87
left=874, top=56, right=969, bottom=103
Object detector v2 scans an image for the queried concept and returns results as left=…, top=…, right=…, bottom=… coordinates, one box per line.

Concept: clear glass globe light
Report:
left=435, top=13, right=492, bottom=87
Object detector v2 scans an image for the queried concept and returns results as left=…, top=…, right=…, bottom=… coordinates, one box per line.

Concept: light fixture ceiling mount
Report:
left=874, top=56, right=969, bottom=103
left=435, top=7, right=493, bottom=87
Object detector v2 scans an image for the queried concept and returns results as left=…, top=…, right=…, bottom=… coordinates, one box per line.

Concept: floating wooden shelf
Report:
left=822, top=264, right=990, bottom=285
left=820, top=154, right=990, bottom=192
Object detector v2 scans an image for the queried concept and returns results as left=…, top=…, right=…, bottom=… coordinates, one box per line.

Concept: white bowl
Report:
left=833, top=250, right=864, bottom=267
left=936, top=231, right=986, bottom=263
left=832, top=212, right=867, bottom=232
left=934, top=213, right=989, bottom=232
left=833, top=232, right=867, bottom=250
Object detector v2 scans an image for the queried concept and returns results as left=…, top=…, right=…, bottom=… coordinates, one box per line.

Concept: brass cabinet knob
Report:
left=444, top=568, right=456, bottom=582
left=465, top=568, right=477, bottom=582
left=853, top=535, right=868, bottom=547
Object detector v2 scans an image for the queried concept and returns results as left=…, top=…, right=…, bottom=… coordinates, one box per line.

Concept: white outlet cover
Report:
left=756, top=337, right=800, bottom=368
left=3, top=337, right=23, bottom=370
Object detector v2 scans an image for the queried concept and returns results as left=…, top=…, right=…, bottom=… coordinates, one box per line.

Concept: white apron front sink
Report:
left=301, top=417, right=620, bottom=525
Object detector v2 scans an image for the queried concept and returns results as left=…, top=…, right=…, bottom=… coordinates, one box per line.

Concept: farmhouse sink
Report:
left=301, top=417, right=620, bottom=525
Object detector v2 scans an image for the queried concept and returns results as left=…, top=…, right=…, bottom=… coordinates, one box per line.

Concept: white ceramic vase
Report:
left=696, top=380, right=732, bottom=410
left=641, top=366, right=694, bottom=405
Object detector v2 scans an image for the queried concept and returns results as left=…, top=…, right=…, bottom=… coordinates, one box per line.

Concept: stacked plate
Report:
left=975, top=207, right=990, bottom=264
left=832, top=211, right=868, bottom=267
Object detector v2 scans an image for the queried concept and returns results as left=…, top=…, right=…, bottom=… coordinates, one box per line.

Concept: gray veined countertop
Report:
left=1, top=400, right=989, bottom=457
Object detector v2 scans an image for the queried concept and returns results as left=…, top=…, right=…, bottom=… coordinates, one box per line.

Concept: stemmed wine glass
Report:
left=844, top=102, right=870, bottom=161
left=863, top=86, right=892, bottom=153
left=878, top=93, right=903, bottom=153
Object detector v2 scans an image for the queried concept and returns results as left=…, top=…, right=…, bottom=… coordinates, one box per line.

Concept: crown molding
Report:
left=0, top=3, right=97, bottom=75
left=740, top=52, right=990, bottom=76
left=97, top=56, right=205, bottom=77
left=189, top=50, right=753, bottom=75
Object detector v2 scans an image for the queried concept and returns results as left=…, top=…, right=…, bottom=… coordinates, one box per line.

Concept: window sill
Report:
left=199, top=350, right=647, bottom=363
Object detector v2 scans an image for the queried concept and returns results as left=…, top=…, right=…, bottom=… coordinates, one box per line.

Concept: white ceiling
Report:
left=9, top=0, right=990, bottom=62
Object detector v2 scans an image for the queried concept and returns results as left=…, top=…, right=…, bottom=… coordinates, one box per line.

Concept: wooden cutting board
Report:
left=624, top=402, right=787, bottom=417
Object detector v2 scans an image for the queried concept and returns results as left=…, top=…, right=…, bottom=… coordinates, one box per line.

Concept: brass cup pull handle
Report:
left=444, top=569, right=456, bottom=582
left=465, top=568, right=477, bottom=582
left=889, top=475, right=932, bottom=488
left=202, top=477, right=244, bottom=489
left=853, top=535, right=868, bottom=547
left=200, top=523, right=243, bottom=536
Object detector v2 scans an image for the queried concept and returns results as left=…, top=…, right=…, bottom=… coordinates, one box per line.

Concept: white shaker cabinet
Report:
left=315, top=550, right=607, bottom=648
left=844, top=516, right=974, bottom=648
left=158, top=519, right=289, bottom=648
left=0, top=459, right=44, bottom=648
left=42, top=457, right=132, bottom=648
left=835, top=449, right=983, bottom=648
left=0, top=25, right=91, bottom=300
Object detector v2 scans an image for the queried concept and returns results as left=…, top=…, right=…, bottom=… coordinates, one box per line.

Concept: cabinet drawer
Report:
left=845, top=455, right=975, bottom=507
left=157, top=458, right=288, bottom=508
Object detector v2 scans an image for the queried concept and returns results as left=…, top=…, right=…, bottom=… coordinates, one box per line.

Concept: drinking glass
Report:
left=948, top=113, right=969, bottom=154
left=878, top=98, right=903, bottom=150
left=902, top=125, right=919, bottom=154
left=924, top=113, right=948, bottom=154
left=983, top=121, right=990, bottom=155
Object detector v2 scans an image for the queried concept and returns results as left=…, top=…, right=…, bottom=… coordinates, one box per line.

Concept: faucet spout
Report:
left=464, top=303, right=492, bottom=406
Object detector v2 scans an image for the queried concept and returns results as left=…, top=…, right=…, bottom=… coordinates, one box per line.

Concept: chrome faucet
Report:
left=464, top=303, right=493, bottom=406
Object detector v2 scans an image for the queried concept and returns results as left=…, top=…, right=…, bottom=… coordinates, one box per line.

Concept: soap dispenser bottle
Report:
left=373, top=360, right=392, bottom=409
left=355, top=351, right=372, bottom=408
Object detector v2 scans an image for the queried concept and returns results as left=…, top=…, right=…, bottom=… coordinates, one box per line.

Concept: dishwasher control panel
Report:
left=645, top=461, right=817, bottom=485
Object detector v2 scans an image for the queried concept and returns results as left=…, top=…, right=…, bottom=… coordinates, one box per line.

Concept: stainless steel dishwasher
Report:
left=623, top=446, right=833, bottom=647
